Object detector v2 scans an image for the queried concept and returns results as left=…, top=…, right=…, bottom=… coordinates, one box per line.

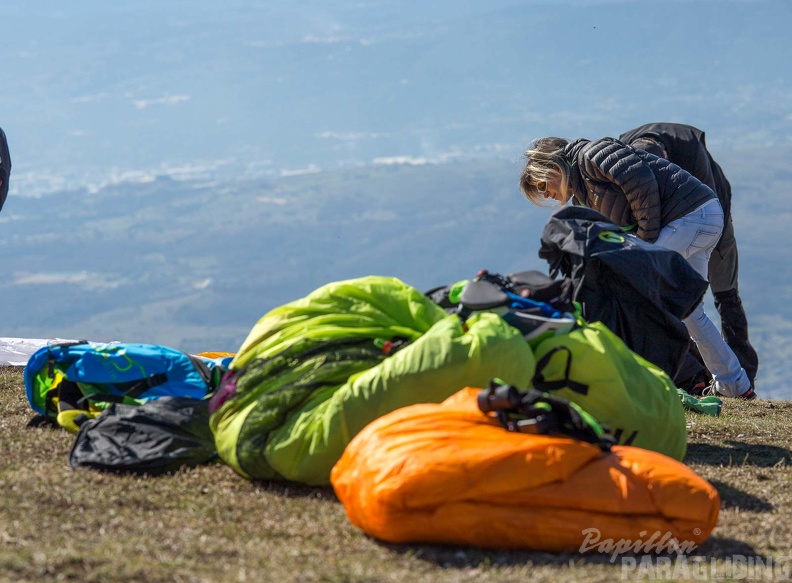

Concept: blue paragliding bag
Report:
left=25, top=341, right=225, bottom=432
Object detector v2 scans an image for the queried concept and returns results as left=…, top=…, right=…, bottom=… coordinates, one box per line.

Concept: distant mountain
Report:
left=0, top=159, right=547, bottom=343
left=2, top=0, right=790, bottom=195
left=0, top=0, right=788, bottom=398
left=0, top=149, right=789, bottom=398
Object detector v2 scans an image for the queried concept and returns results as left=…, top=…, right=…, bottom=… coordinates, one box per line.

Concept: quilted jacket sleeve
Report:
left=578, top=139, right=662, bottom=242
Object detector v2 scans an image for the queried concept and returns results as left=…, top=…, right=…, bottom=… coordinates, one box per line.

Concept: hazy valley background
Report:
left=1, top=0, right=790, bottom=397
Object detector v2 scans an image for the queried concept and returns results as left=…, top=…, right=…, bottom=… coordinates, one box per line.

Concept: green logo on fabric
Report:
left=598, top=231, right=625, bottom=244
left=96, top=344, right=147, bottom=376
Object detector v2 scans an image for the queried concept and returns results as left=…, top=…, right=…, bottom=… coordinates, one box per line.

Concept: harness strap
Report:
left=76, top=372, right=169, bottom=407
left=187, top=354, right=215, bottom=387
left=532, top=346, right=590, bottom=396
left=477, top=380, right=614, bottom=451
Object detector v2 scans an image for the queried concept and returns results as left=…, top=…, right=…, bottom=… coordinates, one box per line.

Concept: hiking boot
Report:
left=737, top=387, right=758, bottom=400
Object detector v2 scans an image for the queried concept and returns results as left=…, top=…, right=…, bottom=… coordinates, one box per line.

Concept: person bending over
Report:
left=619, top=122, right=758, bottom=390
left=519, top=136, right=756, bottom=400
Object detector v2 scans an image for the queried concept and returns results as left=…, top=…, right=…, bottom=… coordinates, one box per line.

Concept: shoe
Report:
left=701, top=382, right=720, bottom=397
left=702, top=381, right=757, bottom=400
left=678, top=370, right=712, bottom=396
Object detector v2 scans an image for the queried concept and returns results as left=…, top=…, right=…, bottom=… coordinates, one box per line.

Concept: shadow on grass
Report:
left=388, top=537, right=764, bottom=570
left=26, top=414, right=58, bottom=428
left=386, top=543, right=592, bottom=569
left=695, top=535, right=762, bottom=559
left=252, top=480, right=338, bottom=501
left=708, top=479, right=773, bottom=512
left=685, top=441, right=791, bottom=467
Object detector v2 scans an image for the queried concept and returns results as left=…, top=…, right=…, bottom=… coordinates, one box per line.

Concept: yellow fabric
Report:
left=55, top=406, right=100, bottom=434
left=229, top=276, right=447, bottom=370
left=264, top=313, right=535, bottom=485
left=532, top=321, right=688, bottom=460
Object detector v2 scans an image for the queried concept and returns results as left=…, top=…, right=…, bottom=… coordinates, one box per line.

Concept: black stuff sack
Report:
left=68, top=396, right=217, bottom=475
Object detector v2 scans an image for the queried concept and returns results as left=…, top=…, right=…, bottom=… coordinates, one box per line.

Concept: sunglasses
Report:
left=536, top=180, right=547, bottom=194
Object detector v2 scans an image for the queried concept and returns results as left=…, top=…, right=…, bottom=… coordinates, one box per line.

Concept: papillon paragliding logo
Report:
left=598, top=231, right=626, bottom=244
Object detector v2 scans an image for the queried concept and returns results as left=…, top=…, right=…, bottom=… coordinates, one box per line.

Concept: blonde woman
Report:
left=519, top=136, right=755, bottom=400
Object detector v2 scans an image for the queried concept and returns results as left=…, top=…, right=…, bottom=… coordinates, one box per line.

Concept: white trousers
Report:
left=654, top=199, right=751, bottom=397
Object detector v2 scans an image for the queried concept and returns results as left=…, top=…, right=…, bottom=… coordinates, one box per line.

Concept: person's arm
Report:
left=578, top=139, right=662, bottom=241
left=630, top=137, right=667, bottom=159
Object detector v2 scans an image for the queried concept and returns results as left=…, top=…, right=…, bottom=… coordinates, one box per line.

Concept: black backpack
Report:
left=69, top=396, right=217, bottom=475
left=538, top=205, right=708, bottom=380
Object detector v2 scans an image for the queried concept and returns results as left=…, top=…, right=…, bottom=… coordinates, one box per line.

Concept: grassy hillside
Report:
left=1, top=367, right=790, bottom=583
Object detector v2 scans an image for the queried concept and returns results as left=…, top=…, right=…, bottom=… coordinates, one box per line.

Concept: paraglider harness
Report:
left=460, top=270, right=570, bottom=314
left=477, top=379, right=615, bottom=452
left=453, top=270, right=579, bottom=343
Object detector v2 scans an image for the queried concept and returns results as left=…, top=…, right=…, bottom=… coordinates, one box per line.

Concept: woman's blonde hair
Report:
left=519, top=137, right=570, bottom=205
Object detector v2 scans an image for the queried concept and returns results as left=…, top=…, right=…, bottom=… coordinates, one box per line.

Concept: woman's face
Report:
left=542, top=165, right=571, bottom=204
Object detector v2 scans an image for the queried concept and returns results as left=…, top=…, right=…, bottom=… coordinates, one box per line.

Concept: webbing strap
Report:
left=532, top=346, right=589, bottom=396
left=187, top=354, right=214, bottom=387
left=477, top=381, right=613, bottom=450
left=76, top=372, right=169, bottom=407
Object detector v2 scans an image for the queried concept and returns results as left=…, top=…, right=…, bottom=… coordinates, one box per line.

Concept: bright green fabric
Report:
left=531, top=321, right=688, bottom=461
left=266, top=312, right=535, bottom=485
left=210, top=276, right=536, bottom=484
left=211, top=338, right=387, bottom=478
left=677, top=388, right=722, bottom=417
left=231, top=276, right=447, bottom=370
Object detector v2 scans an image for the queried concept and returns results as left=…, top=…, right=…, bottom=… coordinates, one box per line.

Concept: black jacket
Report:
left=563, top=138, right=716, bottom=243
left=619, top=122, right=732, bottom=221
left=0, top=127, right=10, bottom=213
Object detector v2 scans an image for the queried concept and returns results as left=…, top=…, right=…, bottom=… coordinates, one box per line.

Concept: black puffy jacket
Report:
left=619, top=122, right=732, bottom=221
left=563, top=138, right=716, bottom=243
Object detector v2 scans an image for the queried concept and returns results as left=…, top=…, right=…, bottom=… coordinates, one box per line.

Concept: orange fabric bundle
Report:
left=331, top=388, right=719, bottom=551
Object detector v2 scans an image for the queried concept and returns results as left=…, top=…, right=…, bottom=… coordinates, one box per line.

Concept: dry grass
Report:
left=1, top=366, right=790, bottom=582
